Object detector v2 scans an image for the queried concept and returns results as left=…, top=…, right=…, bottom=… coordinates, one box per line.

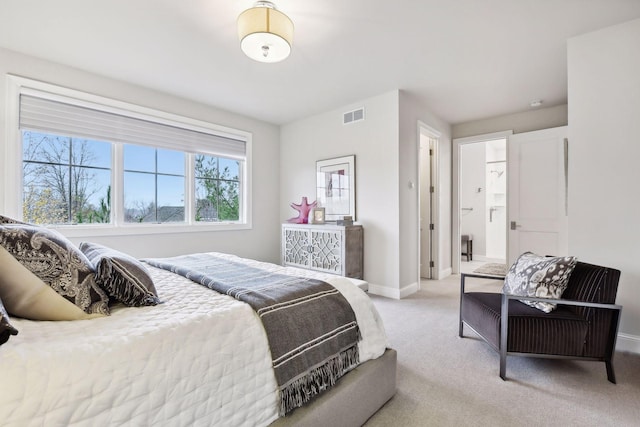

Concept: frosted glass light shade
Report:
left=238, top=4, right=293, bottom=63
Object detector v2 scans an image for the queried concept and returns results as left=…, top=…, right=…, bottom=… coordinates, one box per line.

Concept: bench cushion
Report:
left=462, top=292, right=589, bottom=356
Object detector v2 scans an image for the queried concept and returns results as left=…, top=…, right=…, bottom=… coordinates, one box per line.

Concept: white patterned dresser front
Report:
left=281, top=223, right=364, bottom=279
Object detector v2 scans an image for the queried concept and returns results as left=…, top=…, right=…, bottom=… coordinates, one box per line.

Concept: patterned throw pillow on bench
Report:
left=502, top=252, right=577, bottom=313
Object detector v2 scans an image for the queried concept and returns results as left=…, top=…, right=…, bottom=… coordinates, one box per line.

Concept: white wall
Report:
left=280, top=91, right=400, bottom=295
left=399, top=92, right=453, bottom=283
left=281, top=90, right=451, bottom=297
left=568, top=18, right=640, bottom=352
left=0, top=48, right=282, bottom=263
left=452, top=104, right=568, bottom=139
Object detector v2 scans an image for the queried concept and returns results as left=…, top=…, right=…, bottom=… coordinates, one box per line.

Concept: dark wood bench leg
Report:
left=605, top=308, right=621, bottom=384
left=606, top=361, right=616, bottom=384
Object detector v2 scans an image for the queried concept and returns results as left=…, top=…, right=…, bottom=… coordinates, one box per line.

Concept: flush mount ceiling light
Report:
left=237, top=1, right=293, bottom=63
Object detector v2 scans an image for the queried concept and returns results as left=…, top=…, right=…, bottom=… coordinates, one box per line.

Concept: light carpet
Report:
left=473, top=262, right=508, bottom=276
left=364, top=274, right=640, bottom=427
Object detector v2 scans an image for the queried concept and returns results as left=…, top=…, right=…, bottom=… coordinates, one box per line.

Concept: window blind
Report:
left=19, top=94, right=246, bottom=159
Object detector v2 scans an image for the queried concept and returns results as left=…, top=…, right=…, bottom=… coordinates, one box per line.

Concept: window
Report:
left=124, top=145, right=185, bottom=223
left=8, top=76, right=251, bottom=233
left=22, top=131, right=112, bottom=224
left=195, top=155, right=240, bottom=222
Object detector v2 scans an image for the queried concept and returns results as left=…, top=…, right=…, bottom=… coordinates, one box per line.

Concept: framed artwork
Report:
left=311, top=207, right=325, bottom=224
left=316, top=155, right=355, bottom=221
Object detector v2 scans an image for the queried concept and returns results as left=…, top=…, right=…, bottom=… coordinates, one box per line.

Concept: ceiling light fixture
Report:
left=530, top=99, right=543, bottom=108
left=237, top=1, right=293, bottom=63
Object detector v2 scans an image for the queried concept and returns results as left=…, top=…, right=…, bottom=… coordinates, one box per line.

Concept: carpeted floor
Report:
left=364, top=275, right=640, bottom=426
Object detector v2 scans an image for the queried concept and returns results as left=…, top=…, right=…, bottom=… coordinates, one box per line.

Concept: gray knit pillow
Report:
left=502, top=252, right=577, bottom=313
left=80, top=242, right=160, bottom=307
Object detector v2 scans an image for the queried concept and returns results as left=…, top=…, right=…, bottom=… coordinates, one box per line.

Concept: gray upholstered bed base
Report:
left=272, top=348, right=397, bottom=427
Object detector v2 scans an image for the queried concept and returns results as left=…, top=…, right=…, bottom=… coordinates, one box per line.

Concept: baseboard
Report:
left=345, top=278, right=368, bottom=292
left=367, top=283, right=400, bottom=299
left=367, top=282, right=419, bottom=300
left=435, top=268, right=452, bottom=280
left=617, top=333, right=640, bottom=355
left=400, top=282, right=419, bottom=299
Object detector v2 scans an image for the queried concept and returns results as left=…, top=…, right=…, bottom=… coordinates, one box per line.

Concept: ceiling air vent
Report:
left=343, top=107, right=365, bottom=125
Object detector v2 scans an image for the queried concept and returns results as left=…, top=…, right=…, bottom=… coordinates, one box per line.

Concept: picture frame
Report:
left=311, top=207, right=325, bottom=224
left=316, top=155, right=356, bottom=221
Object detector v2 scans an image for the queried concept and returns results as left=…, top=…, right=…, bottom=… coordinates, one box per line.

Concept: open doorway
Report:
left=459, top=139, right=507, bottom=274
left=453, top=131, right=512, bottom=275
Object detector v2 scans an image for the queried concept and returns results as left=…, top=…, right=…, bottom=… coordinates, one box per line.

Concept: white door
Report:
left=419, top=134, right=432, bottom=279
left=507, top=126, right=568, bottom=264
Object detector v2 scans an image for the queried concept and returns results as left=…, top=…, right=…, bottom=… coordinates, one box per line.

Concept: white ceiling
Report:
left=1, top=0, right=639, bottom=126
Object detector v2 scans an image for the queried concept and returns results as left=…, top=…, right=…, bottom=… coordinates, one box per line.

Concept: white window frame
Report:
left=4, top=75, right=252, bottom=237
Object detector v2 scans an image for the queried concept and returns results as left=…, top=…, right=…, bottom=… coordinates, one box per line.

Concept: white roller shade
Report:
left=19, top=94, right=246, bottom=159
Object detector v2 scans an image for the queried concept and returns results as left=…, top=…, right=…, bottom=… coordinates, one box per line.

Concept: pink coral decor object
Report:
left=287, top=197, right=317, bottom=224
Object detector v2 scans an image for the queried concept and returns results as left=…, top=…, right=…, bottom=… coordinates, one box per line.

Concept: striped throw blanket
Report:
left=144, top=253, right=360, bottom=415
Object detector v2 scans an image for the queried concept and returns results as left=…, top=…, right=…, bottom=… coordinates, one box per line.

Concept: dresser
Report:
left=281, top=223, right=364, bottom=279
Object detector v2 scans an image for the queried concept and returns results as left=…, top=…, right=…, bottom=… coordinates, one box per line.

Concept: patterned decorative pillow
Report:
left=0, top=244, right=100, bottom=320
left=79, top=242, right=161, bottom=307
left=0, top=295, right=18, bottom=346
left=502, top=252, right=577, bottom=313
left=0, top=214, right=27, bottom=225
left=0, top=224, right=109, bottom=315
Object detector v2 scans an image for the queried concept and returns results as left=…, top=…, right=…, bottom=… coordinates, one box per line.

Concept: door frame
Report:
left=417, top=121, right=440, bottom=284
left=452, top=130, right=512, bottom=275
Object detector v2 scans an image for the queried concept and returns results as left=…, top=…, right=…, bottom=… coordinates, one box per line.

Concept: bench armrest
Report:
left=502, top=293, right=622, bottom=311
left=459, top=273, right=505, bottom=338
left=460, top=272, right=505, bottom=294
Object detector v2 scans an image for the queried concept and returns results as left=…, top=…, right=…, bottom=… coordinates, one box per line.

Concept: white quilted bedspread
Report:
left=0, top=252, right=388, bottom=427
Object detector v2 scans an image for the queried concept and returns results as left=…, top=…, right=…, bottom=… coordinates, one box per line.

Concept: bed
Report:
left=0, top=227, right=395, bottom=427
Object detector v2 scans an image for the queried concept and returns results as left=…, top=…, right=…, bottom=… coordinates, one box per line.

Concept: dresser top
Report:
left=282, top=223, right=362, bottom=230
